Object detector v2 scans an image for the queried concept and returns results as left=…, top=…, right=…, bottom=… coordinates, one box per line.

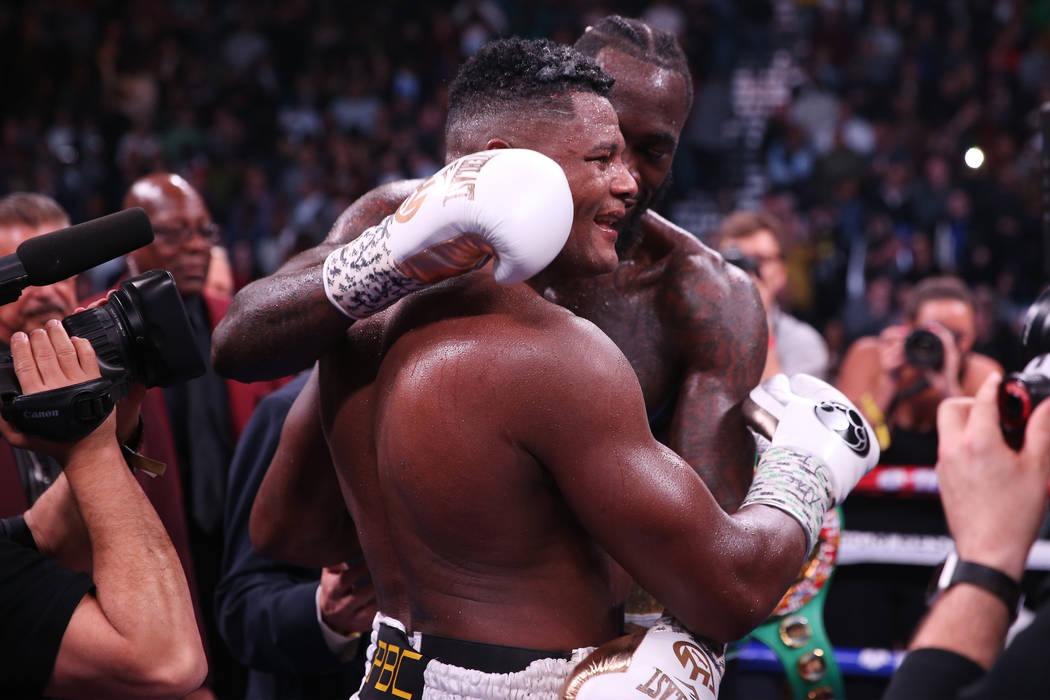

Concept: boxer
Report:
left=214, top=16, right=764, bottom=517
left=256, top=38, right=878, bottom=699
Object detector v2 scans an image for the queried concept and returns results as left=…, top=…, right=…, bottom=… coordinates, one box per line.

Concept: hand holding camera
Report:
left=0, top=271, right=205, bottom=442
left=0, top=320, right=115, bottom=462
left=904, top=323, right=964, bottom=397
left=997, top=287, right=1050, bottom=450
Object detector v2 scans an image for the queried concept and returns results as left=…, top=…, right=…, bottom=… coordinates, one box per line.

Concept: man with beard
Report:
left=249, top=37, right=876, bottom=699
left=213, top=16, right=763, bottom=521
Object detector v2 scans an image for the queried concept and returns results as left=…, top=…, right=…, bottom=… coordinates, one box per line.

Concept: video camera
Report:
left=998, top=287, right=1050, bottom=450
left=0, top=209, right=205, bottom=441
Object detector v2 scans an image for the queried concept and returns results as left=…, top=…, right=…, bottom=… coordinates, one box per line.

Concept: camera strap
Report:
left=1, top=377, right=116, bottom=442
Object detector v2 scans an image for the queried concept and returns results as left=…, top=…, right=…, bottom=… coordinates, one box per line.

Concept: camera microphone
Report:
left=0, top=207, right=154, bottom=304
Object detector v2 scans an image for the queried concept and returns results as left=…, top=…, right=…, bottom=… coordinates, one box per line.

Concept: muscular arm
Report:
left=10, top=328, right=206, bottom=698
left=216, top=372, right=358, bottom=675
left=212, top=180, right=420, bottom=382
left=250, top=367, right=359, bottom=567
left=651, top=213, right=764, bottom=512
left=524, top=319, right=807, bottom=643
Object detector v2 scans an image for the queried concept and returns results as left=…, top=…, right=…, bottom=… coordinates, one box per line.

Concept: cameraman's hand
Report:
left=877, top=324, right=908, bottom=377
left=0, top=320, right=115, bottom=462
left=936, top=373, right=1050, bottom=579
left=71, top=296, right=144, bottom=445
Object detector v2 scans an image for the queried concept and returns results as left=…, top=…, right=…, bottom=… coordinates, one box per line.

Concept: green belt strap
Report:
left=748, top=580, right=843, bottom=700
left=746, top=502, right=844, bottom=700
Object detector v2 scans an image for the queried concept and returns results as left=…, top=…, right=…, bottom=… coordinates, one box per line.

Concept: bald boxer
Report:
left=253, top=38, right=877, bottom=700
left=214, top=16, right=763, bottom=515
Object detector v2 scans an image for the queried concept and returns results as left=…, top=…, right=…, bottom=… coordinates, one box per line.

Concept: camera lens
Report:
left=61, top=270, right=206, bottom=389
left=998, top=374, right=1050, bottom=449
left=904, top=328, right=945, bottom=369
left=1021, top=286, right=1050, bottom=359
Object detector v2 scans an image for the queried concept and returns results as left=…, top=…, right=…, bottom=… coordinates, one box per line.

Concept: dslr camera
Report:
left=904, top=328, right=945, bottom=370
left=998, top=287, right=1050, bottom=449
left=0, top=270, right=206, bottom=441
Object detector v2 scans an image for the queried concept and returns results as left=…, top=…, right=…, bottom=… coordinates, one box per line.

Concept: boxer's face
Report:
left=517, top=92, right=637, bottom=277
left=0, top=221, right=78, bottom=343
left=596, top=48, right=690, bottom=217
left=129, top=180, right=216, bottom=298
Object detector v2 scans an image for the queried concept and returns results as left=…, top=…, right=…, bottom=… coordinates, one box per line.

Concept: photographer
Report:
left=837, top=275, right=1002, bottom=465
left=0, top=320, right=206, bottom=697
left=883, top=367, right=1050, bottom=699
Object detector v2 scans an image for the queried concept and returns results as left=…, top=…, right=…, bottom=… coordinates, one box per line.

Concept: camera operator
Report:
left=0, top=191, right=208, bottom=643
left=882, top=366, right=1050, bottom=699
left=837, top=275, right=1002, bottom=465
left=0, top=320, right=206, bottom=698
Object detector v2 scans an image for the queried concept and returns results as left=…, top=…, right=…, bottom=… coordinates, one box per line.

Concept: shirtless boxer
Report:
left=250, top=38, right=878, bottom=700
left=213, top=16, right=763, bottom=513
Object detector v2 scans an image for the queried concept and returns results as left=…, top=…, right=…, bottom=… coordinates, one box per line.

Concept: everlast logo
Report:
left=443, top=152, right=498, bottom=204
left=635, top=668, right=701, bottom=700
left=673, top=640, right=717, bottom=692
left=634, top=638, right=718, bottom=700
left=394, top=178, right=436, bottom=224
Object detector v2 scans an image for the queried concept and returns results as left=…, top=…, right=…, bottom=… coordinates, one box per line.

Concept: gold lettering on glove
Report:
left=636, top=668, right=700, bottom=700
left=673, top=640, right=716, bottom=692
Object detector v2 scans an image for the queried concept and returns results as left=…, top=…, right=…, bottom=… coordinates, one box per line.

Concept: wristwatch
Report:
left=926, top=550, right=1022, bottom=622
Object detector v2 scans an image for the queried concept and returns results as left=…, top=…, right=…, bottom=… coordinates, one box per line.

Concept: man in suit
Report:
left=123, top=173, right=285, bottom=697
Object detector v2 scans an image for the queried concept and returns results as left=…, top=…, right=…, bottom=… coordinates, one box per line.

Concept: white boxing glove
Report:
left=561, top=616, right=724, bottom=700
left=323, top=148, right=573, bottom=319
left=743, top=373, right=879, bottom=551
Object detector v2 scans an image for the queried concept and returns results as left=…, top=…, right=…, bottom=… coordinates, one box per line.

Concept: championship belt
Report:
left=740, top=507, right=843, bottom=700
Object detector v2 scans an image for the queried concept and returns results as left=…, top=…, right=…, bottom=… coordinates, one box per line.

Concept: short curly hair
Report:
left=445, top=37, right=614, bottom=157
left=574, top=15, right=693, bottom=110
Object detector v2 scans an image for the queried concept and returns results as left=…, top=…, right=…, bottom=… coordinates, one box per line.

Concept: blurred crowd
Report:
left=2, top=0, right=1049, bottom=375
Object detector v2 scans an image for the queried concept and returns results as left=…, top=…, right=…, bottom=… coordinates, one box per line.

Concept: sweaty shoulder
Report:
left=324, top=178, right=424, bottom=245
left=383, top=285, right=639, bottom=414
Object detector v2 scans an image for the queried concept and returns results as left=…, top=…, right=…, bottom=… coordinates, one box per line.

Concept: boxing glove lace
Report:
left=743, top=373, right=879, bottom=551
left=323, top=148, right=573, bottom=319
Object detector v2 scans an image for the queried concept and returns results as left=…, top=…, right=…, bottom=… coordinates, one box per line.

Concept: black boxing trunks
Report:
left=352, top=613, right=595, bottom=700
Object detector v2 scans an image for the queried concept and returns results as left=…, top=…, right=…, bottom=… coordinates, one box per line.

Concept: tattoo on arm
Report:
left=212, top=185, right=412, bottom=381
left=666, top=256, right=765, bottom=512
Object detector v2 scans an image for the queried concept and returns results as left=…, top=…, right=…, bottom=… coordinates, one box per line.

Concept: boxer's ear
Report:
left=483, top=138, right=513, bottom=151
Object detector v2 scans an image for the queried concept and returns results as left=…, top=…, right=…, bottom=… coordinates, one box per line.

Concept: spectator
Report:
left=0, top=318, right=206, bottom=698
left=837, top=275, right=1002, bottom=465
left=122, top=172, right=286, bottom=698
left=718, top=210, right=830, bottom=380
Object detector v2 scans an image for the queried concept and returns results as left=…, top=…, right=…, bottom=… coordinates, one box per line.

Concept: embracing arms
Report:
left=249, top=368, right=359, bottom=566
left=519, top=320, right=847, bottom=642
left=213, top=181, right=420, bottom=381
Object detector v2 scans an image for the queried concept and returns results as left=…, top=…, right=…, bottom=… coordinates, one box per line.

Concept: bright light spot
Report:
left=964, top=147, right=985, bottom=169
